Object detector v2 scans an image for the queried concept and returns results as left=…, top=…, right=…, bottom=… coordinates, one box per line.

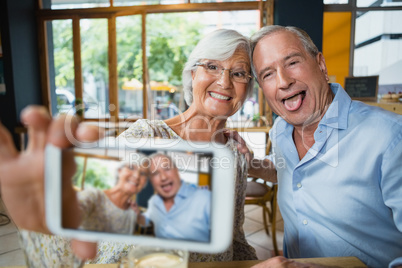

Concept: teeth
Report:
left=210, top=92, right=230, bottom=100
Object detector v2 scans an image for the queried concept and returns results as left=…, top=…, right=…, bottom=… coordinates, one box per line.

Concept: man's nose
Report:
left=160, top=170, right=167, bottom=180
left=276, top=68, right=294, bottom=89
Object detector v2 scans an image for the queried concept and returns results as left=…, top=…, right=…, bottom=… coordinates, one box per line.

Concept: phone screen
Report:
left=63, top=147, right=214, bottom=243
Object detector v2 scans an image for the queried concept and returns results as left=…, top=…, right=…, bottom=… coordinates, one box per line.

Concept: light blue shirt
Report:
left=267, top=83, right=402, bottom=267
left=144, top=181, right=211, bottom=242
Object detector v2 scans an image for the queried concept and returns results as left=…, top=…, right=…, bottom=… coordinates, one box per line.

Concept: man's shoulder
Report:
left=350, top=101, right=402, bottom=128
left=183, top=183, right=211, bottom=199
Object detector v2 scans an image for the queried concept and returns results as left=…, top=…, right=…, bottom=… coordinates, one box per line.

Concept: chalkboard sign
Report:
left=344, top=76, right=379, bottom=101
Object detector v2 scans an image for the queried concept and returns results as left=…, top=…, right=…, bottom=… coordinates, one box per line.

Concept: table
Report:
left=5, top=256, right=366, bottom=268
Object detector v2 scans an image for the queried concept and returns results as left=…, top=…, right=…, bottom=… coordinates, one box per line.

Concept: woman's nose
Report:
left=217, top=69, right=233, bottom=89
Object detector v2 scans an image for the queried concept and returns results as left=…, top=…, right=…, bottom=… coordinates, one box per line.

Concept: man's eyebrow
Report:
left=284, top=52, right=303, bottom=61
left=257, top=52, right=304, bottom=79
left=257, top=66, right=272, bottom=80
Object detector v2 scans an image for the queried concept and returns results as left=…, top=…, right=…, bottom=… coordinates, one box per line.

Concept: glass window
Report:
left=51, top=19, right=75, bottom=116
left=323, top=0, right=348, bottom=4
left=114, top=0, right=184, bottom=6
left=50, top=0, right=110, bottom=9
left=357, top=0, right=402, bottom=7
left=146, top=10, right=260, bottom=126
left=354, top=10, right=402, bottom=95
left=117, top=15, right=143, bottom=120
left=80, top=19, right=109, bottom=119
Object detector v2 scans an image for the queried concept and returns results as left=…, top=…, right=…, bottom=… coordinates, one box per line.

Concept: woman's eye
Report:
left=207, top=64, right=218, bottom=71
left=233, top=71, right=246, bottom=78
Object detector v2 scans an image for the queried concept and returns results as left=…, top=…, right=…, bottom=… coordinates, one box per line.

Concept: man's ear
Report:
left=316, top=53, right=329, bottom=81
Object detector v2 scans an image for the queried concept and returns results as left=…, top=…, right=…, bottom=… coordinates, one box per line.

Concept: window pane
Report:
left=117, top=15, right=143, bottom=119
left=192, top=0, right=257, bottom=2
left=146, top=10, right=260, bottom=124
left=114, top=0, right=183, bottom=6
left=354, top=10, right=402, bottom=96
left=51, top=19, right=75, bottom=116
left=50, top=0, right=109, bottom=9
left=323, top=0, right=348, bottom=4
left=81, top=19, right=109, bottom=118
left=357, top=0, right=402, bottom=7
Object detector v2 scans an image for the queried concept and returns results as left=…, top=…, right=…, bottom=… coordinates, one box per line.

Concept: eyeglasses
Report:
left=195, top=62, right=252, bottom=84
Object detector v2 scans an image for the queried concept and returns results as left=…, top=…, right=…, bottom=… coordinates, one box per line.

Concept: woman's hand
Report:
left=0, top=105, right=101, bottom=259
left=223, top=129, right=253, bottom=165
left=128, top=200, right=141, bottom=216
left=223, top=129, right=277, bottom=183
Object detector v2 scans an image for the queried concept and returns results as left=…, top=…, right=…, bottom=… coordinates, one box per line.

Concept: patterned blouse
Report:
left=18, top=119, right=257, bottom=266
left=119, top=119, right=257, bottom=262
left=19, top=189, right=137, bottom=267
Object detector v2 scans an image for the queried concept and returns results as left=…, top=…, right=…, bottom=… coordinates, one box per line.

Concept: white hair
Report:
left=115, top=152, right=149, bottom=184
left=182, top=29, right=254, bottom=106
left=250, top=25, right=319, bottom=79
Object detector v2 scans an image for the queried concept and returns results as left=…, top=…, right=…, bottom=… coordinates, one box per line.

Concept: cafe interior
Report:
left=0, top=0, right=401, bottom=267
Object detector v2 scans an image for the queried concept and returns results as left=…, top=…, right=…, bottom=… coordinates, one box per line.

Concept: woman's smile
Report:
left=208, top=91, right=233, bottom=101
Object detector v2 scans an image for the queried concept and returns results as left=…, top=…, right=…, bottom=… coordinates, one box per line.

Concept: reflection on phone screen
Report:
left=63, top=147, right=213, bottom=243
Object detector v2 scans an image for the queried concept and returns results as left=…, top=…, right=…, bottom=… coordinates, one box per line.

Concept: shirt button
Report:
left=297, top=183, right=302, bottom=188
left=303, top=220, right=308, bottom=225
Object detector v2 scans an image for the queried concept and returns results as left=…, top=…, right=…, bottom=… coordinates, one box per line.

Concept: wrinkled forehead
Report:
left=150, top=155, right=174, bottom=169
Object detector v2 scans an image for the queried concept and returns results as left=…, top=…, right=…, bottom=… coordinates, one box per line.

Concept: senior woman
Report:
left=118, top=29, right=257, bottom=262
left=0, top=28, right=262, bottom=265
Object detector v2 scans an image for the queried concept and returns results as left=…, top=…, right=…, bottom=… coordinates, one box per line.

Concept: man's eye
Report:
left=289, top=60, right=299, bottom=66
left=263, top=72, right=272, bottom=80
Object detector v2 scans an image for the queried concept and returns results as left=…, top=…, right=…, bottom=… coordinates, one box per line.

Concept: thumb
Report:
left=71, top=239, right=98, bottom=260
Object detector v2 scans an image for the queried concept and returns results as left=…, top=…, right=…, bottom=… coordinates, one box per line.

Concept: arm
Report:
left=224, top=129, right=277, bottom=183
left=0, top=105, right=101, bottom=259
left=128, top=200, right=147, bottom=226
left=381, top=130, right=402, bottom=267
left=251, top=256, right=335, bottom=268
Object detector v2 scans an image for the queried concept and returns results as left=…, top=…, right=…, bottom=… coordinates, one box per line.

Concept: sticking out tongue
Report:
left=284, top=93, right=303, bottom=111
left=162, top=183, right=173, bottom=193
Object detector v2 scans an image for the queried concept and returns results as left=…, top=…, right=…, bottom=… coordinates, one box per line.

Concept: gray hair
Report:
left=182, top=29, right=254, bottom=106
left=148, top=152, right=176, bottom=170
left=250, top=25, right=319, bottom=79
left=115, top=152, right=149, bottom=184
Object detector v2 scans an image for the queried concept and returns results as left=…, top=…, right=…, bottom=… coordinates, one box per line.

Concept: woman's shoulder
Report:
left=77, top=187, right=104, bottom=200
left=119, top=119, right=179, bottom=140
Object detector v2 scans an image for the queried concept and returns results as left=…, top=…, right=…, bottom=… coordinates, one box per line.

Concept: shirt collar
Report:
left=273, top=83, right=350, bottom=137
left=174, top=181, right=193, bottom=200
left=319, top=83, right=350, bottom=130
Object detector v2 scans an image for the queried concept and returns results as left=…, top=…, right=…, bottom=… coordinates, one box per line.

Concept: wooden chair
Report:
left=245, top=136, right=279, bottom=256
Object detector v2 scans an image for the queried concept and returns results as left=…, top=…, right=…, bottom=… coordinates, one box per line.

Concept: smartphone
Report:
left=45, top=138, right=235, bottom=253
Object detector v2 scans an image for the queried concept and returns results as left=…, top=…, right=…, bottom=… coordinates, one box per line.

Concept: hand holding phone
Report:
left=0, top=106, right=101, bottom=260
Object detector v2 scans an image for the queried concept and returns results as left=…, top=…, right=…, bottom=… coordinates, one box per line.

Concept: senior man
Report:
left=137, top=153, right=211, bottom=242
left=246, top=25, right=402, bottom=268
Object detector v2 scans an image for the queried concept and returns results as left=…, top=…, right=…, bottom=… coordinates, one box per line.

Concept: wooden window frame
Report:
left=37, top=0, right=274, bottom=127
